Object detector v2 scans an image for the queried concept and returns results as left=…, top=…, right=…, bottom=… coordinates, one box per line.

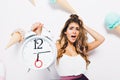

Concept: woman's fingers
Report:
left=31, top=22, right=44, bottom=35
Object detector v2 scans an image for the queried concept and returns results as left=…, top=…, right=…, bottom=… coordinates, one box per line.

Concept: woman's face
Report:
left=65, top=22, right=80, bottom=43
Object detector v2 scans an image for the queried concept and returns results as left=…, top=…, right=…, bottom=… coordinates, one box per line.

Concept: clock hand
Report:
left=37, top=53, right=39, bottom=61
left=34, top=51, right=51, bottom=54
left=34, top=53, right=43, bottom=68
left=38, top=51, right=51, bottom=54
left=34, top=51, right=51, bottom=68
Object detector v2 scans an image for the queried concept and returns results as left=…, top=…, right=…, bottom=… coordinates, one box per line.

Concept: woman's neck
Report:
left=66, top=42, right=74, bottom=49
left=65, top=43, right=78, bottom=56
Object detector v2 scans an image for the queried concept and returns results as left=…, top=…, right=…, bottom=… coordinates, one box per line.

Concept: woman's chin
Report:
left=69, top=40, right=76, bottom=43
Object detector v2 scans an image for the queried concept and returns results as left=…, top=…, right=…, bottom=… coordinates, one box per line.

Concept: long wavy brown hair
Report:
left=57, top=14, right=90, bottom=67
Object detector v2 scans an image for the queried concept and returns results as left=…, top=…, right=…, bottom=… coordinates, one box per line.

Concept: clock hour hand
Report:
left=38, top=51, right=51, bottom=54
left=34, top=51, right=51, bottom=54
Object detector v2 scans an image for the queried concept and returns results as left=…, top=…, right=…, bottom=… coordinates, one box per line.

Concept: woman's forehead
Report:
left=68, top=22, right=79, bottom=27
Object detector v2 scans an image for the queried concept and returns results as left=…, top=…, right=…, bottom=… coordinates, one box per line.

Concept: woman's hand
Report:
left=83, top=25, right=105, bottom=52
left=31, top=22, right=44, bottom=35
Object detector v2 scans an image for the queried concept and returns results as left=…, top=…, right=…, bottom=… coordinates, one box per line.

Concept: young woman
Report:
left=31, top=14, right=105, bottom=80
left=6, top=14, right=105, bottom=80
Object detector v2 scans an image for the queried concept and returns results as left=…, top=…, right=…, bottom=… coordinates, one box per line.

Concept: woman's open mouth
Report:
left=71, top=35, right=77, bottom=40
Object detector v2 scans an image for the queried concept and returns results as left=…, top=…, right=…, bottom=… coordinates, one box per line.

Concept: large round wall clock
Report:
left=21, top=30, right=57, bottom=71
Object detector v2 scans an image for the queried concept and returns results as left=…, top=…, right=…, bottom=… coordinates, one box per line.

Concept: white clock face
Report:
left=21, top=35, right=57, bottom=70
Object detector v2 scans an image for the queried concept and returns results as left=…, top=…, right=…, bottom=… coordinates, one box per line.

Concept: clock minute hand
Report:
left=34, top=53, right=43, bottom=68
left=36, top=53, right=39, bottom=61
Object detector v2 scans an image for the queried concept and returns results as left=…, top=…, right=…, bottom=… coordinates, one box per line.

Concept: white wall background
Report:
left=0, top=0, right=120, bottom=80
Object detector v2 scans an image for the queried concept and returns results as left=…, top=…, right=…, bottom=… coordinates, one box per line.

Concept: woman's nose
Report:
left=73, top=29, right=77, bottom=34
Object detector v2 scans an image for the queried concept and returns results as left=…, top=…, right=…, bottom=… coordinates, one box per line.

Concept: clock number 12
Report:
left=34, top=39, right=43, bottom=49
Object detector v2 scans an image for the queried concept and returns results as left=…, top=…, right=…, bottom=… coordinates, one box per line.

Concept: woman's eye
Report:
left=76, top=27, right=79, bottom=30
left=69, top=27, right=74, bottom=30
